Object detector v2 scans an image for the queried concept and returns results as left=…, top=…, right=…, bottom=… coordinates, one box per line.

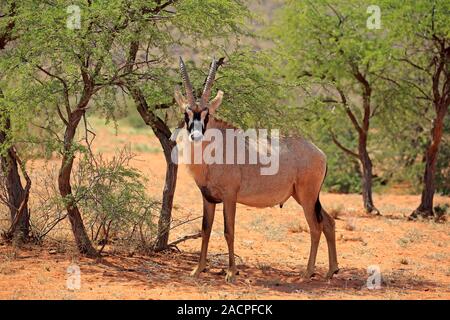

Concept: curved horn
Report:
left=200, top=58, right=218, bottom=109
left=179, top=57, right=196, bottom=108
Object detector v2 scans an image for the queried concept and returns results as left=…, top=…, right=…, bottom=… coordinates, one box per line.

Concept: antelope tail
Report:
left=314, top=165, right=328, bottom=223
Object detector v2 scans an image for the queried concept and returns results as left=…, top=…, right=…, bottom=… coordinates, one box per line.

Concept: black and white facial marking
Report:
left=184, top=107, right=210, bottom=142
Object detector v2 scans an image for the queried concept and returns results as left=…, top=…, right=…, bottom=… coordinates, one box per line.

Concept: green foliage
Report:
left=1, top=0, right=448, bottom=209
left=173, top=0, right=250, bottom=38
left=377, top=0, right=450, bottom=195
left=319, top=134, right=362, bottom=194
left=1, top=0, right=253, bottom=149
left=270, top=0, right=392, bottom=84
left=380, top=0, right=450, bottom=41
left=269, top=0, right=449, bottom=195
left=269, top=0, right=393, bottom=193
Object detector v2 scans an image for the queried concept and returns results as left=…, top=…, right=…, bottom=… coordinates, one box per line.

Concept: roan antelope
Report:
left=174, top=57, right=339, bottom=282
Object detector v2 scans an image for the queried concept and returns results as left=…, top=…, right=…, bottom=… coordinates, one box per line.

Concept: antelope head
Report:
left=175, top=57, right=224, bottom=142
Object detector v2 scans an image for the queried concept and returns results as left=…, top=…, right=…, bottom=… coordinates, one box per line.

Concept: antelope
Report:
left=174, top=57, right=339, bottom=282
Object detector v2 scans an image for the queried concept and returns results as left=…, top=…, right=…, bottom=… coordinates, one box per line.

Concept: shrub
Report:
left=73, top=148, right=159, bottom=253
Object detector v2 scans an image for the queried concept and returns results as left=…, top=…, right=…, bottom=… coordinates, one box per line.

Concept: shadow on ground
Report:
left=73, top=250, right=441, bottom=297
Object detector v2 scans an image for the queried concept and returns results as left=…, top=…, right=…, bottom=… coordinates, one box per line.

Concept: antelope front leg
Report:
left=223, top=198, right=237, bottom=283
left=191, top=198, right=216, bottom=277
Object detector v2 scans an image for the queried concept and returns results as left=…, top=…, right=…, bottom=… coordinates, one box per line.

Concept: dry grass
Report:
left=287, top=222, right=309, bottom=234
left=256, top=261, right=272, bottom=274
left=397, top=229, right=425, bottom=248
left=328, top=204, right=345, bottom=219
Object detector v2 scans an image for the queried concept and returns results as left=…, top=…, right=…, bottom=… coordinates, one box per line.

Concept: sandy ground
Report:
left=0, top=123, right=449, bottom=300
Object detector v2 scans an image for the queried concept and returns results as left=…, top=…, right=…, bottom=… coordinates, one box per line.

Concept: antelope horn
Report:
left=179, top=57, right=196, bottom=108
left=200, top=57, right=218, bottom=109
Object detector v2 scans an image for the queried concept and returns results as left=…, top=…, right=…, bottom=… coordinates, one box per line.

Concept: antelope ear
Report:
left=208, top=90, right=223, bottom=114
left=174, top=86, right=187, bottom=112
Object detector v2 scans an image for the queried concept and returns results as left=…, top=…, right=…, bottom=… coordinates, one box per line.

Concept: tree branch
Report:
left=329, top=130, right=359, bottom=158
left=395, top=56, right=431, bottom=75
left=36, top=65, right=71, bottom=115
left=350, top=63, right=371, bottom=131
left=336, top=86, right=364, bottom=135
left=0, top=2, right=16, bottom=50
left=143, top=0, right=179, bottom=14
left=55, top=103, right=69, bottom=126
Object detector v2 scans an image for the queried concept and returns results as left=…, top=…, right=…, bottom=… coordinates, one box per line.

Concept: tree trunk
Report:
left=411, top=41, right=449, bottom=219
left=130, top=86, right=178, bottom=252
left=124, top=40, right=181, bottom=252
left=4, top=147, right=31, bottom=243
left=0, top=4, right=30, bottom=243
left=153, top=157, right=178, bottom=252
left=0, top=115, right=30, bottom=242
left=358, top=134, right=380, bottom=215
left=337, top=67, right=380, bottom=215
left=411, top=105, right=448, bottom=218
left=58, top=113, right=98, bottom=257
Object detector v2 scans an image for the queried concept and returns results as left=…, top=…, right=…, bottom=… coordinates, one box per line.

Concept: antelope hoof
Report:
left=225, top=269, right=237, bottom=283
left=190, top=265, right=206, bottom=278
left=326, top=267, right=340, bottom=280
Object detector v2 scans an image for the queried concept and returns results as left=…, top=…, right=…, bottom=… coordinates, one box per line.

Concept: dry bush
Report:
left=1, top=146, right=204, bottom=253
left=73, top=148, right=159, bottom=253
left=19, top=147, right=160, bottom=254
left=256, top=261, right=272, bottom=273
left=434, top=204, right=449, bottom=223
left=28, top=164, right=68, bottom=243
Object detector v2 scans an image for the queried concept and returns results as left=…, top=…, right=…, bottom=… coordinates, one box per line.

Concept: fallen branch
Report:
left=168, top=232, right=201, bottom=247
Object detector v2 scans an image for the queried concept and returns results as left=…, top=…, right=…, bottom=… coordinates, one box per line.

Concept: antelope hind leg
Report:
left=322, top=209, right=339, bottom=279
left=303, top=203, right=323, bottom=279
